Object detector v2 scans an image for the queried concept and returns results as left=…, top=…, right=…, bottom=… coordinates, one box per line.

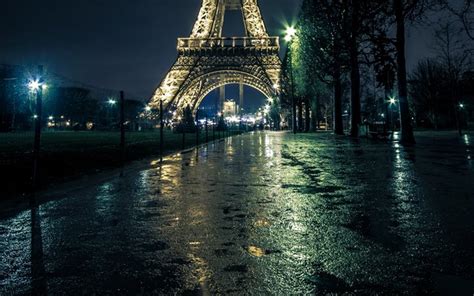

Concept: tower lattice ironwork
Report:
left=148, top=0, right=281, bottom=115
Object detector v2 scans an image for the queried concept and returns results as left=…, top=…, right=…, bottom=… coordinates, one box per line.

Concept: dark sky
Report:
left=0, top=0, right=463, bottom=101
left=0, top=0, right=300, bottom=99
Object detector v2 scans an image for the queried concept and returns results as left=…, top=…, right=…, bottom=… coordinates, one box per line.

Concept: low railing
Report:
left=177, top=37, right=280, bottom=50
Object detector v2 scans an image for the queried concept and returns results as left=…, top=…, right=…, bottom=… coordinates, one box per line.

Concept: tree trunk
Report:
left=298, top=98, right=303, bottom=132
left=394, top=0, right=416, bottom=144
left=305, top=98, right=310, bottom=132
left=350, top=0, right=361, bottom=137
left=334, top=67, right=344, bottom=135
left=311, top=98, right=318, bottom=132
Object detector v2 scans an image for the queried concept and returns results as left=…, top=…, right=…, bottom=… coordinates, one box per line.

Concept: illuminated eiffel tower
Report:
left=148, top=0, right=281, bottom=116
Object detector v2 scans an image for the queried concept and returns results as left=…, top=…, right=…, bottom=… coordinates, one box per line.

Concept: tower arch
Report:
left=148, top=0, right=281, bottom=117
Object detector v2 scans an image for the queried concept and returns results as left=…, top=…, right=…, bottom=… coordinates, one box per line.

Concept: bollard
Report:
left=160, top=100, right=164, bottom=159
left=205, top=117, right=209, bottom=143
left=212, top=121, right=215, bottom=141
left=196, top=109, right=199, bottom=147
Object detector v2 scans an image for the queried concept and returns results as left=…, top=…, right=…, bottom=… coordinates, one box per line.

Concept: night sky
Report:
left=0, top=0, right=456, bottom=105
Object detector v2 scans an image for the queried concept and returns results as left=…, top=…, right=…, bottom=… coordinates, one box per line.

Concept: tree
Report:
left=393, top=0, right=430, bottom=144
left=410, top=59, right=448, bottom=128
left=434, top=21, right=472, bottom=134
left=294, top=0, right=350, bottom=135
left=437, top=0, right=474, bottom=42
left=349, top=0, right=362, bottom=136
left=176, top=105, right=196, bottom=133
left=348, top=0, right=389, bottom=136
left=45, top=87, right=96, bottom=129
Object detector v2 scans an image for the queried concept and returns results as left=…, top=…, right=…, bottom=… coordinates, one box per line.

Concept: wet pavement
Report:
left=1, top=131, right=473, bottom=295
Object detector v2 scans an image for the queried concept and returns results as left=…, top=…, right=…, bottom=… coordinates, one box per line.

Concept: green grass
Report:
left=0, top=130, right=236, bottom=152
left=0, top=129, right=241, bottom=197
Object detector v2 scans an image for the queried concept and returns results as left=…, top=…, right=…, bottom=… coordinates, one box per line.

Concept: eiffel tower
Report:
left=148, top=0, right=281, bottom=116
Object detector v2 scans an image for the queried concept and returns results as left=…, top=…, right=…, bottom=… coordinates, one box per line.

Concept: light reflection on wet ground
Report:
left=1, top=131, right=473, bottom=295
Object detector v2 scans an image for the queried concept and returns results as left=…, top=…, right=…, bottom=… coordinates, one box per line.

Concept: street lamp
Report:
left=284, top=25, right=297, bottom=133
left=29, top=65, right=45, bottom=192
left=28, top=80, right=41, bottom=92
left=457, top=102, right=466, bottom=136
left=106, top=98, right=117, bottom=129
left=386, top=96, right=399, bottom=131
left=28, top=79, right=48, bottom=92
left=284, top=26, right=297, bottom=42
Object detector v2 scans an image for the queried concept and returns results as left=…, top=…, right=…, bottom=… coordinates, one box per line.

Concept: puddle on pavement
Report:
left=254, top=218, right=271, bottom=227
left=247, top=246, right=266, bottom=257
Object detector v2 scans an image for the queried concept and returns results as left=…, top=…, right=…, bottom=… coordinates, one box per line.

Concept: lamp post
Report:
left=29, top=65, right=44, bottom=192
left=458, top=102, right=465, bottom=136
left=389, top=96, right=397, bottom=132
left=285, top=26, right=297, bottom=134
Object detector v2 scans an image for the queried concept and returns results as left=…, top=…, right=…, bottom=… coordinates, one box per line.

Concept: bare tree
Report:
left=434, top=21, right=472, bottom=134
left=393, top=0, right=434, bottom=144
left=437, top=0, right=474, bottom=42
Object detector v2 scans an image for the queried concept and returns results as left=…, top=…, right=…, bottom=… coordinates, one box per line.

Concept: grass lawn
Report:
left=0, top=129, right=239, bottom=197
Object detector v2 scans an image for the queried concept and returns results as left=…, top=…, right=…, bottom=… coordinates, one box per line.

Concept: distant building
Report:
left=223, top=100, right=238, bottom=117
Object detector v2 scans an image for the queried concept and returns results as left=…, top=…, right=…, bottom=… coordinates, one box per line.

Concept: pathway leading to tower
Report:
left=1, top=131, right=473, bottom=294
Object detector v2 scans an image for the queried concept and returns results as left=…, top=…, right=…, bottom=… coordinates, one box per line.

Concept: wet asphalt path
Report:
left=1, top=131, right=473, bottom=295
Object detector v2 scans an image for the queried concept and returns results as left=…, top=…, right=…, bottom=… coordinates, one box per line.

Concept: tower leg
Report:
left=239, top=79, right=244, bottom=115
left=219, top=85, right=225, bottom=113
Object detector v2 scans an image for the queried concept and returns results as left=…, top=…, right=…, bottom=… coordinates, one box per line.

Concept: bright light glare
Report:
left=389, top=97, right=397, bottom=105
left=145, top=106, right=152, bottom=111
left=108, top=98, right=117, bottom=105
left=459, top=103, right=465, bottom=109
left=284, top=26, right=297, bottom=42
left=28, top=80, right=41, bottom=91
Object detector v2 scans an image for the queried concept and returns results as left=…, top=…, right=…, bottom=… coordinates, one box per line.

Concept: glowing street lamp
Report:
left=28, top=79, right=48, bottom=92
left=28, top=79, right=41, bottom=92
left=145, top=106, right=152, bottom=112
left=30, top=65, right=45, bottom=192
left=108, top=98, right=117, bottom=105
left=459, top=103, right=465, bottom=109
left=388, top=96, right=398, bottom=132
left=284, top=26, right=297, bottom=42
